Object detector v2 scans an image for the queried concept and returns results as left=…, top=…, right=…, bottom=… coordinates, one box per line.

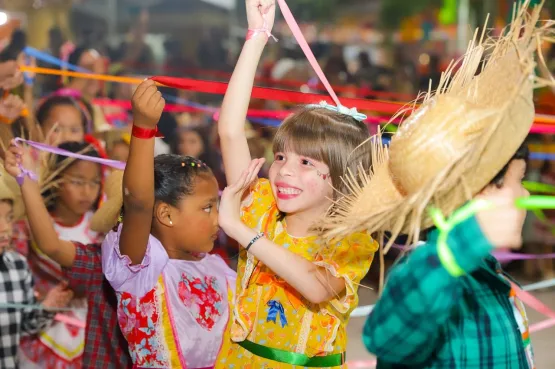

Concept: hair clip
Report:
left=182, top=159, right=207, bottom=168
left=306, top=101, right=367, bottom=122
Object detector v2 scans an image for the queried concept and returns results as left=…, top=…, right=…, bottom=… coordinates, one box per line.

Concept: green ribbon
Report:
left=430, top=195, right=555, bottom=277
left=238, top=340, right=345, bottom=367
left=523, top=181, right=555, bottom=194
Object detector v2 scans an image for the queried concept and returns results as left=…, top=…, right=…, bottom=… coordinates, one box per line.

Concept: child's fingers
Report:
left=233, top=169, right=251, bottom=192
left=245, top=159, right=264, bottom=186
left=156, top=96, right=166, bottom=112
left=133, top=79, right=154, bottom=100
left=147, top=90, right=162, bottom=107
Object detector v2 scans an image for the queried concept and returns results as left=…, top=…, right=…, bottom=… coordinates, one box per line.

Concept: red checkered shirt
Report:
left=63, top=242, right=131, bottom=369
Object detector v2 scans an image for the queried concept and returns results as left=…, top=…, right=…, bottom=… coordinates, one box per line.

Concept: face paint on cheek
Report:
left=316, top=169, right=330, bottom=180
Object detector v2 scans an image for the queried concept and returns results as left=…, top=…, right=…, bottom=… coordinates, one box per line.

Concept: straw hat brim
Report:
left=321, top=1, right=549, bottom=248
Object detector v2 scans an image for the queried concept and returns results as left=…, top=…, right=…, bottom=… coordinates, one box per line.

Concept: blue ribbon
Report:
left=266, top=300, right=287, bottom=327
left=23, top=46, right=90, bottom=73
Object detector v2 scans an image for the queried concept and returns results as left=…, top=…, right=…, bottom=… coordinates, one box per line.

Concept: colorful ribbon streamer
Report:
left=15, top=138, right=125, bottom=170
left=275, top=0, right=340, bottom=107
left=523, top=181, right=555, bottom=194
left=24, top=47, right=90, bottom=73
left=0, top=302, right=85, bottom=312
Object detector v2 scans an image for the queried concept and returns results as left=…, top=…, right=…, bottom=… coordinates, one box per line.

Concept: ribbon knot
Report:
left=266, top=300, right=287, bottom=327
left=247, top=18, right=278, bottom=42
left=16, top=166, right=38, bottom=186
left=307, top=101, right=368, bottom=122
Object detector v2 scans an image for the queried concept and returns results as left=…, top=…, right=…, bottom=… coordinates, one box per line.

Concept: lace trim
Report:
left=322, top=308, right=342, bottom=352
left=312, top=260, right=356, bottom=314
left=111, top=225, right=152, bottom=272
left=296, top=311, right=313, bottom=353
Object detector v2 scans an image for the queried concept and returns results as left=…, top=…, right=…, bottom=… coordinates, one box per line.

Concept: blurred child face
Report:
left=481, top=159, right=529, bottom=234
left=42, top=104, right=85, bottom=145
left=0, top=200, right=14, bottom=253
left=171, top=174, right=220, bottom=254
left=268, top=150, right=333, bottom=220
left=178, top=130, right=204, bottom=158
left=110, top=142, right=130, bottom=162
left=58, top=161, right=101, bottom=217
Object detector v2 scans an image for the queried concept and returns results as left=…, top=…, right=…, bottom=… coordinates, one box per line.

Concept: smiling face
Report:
left=269, top=150, right=333, bottom=218
left=269, top=107, right=371, bottom=221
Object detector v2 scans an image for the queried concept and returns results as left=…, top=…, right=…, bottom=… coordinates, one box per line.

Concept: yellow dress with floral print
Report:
left=215, top=179, right=378, bottom=369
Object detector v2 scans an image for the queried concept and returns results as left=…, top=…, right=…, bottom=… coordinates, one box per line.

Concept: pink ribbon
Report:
left=247, top=16, right=278, bottom=42
left=512, top=282, right=555, bottom=320
left=54, top=313, right=86, bottom=329
left=276, top=0, right=342, bottom=108
left=14, top=138, right=125, bottom=170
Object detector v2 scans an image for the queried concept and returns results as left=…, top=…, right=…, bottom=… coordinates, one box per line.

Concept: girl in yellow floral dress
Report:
left=215, top=1, right=378, bottom=368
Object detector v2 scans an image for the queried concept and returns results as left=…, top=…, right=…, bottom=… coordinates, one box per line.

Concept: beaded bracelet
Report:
left=246, top=232, right=264, bottom=252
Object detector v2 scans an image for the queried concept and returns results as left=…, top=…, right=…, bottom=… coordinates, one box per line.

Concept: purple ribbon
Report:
left=392, top=243, right=555, bottom=262
left=14, top=138, right=126, bottom=170
left=16, top=167, right=38, bottom=186
left=493, top=251, right=555, bottom=262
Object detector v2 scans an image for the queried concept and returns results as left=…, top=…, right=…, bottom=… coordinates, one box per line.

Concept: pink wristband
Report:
left=245, top=13, right=277, bottom=42
left=246, top=28, right=277, bottom=42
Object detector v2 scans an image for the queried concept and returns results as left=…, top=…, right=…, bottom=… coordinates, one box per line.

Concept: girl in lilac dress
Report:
left=102, top=80, right=235, bottom=369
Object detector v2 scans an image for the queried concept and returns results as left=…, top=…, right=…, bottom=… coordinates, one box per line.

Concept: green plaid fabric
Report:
left=363, top=216, right=531, bottom=369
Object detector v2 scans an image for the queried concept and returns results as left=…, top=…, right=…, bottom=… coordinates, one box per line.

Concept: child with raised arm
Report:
left=321, top=3, right=551, bottom=367
left=214, top=1, right=378, bottom=368
left=101, top=79, right=236, bottom=368
left=0, top=173, right=73, bottom=369
left=3, top=146, right=131, bottom=369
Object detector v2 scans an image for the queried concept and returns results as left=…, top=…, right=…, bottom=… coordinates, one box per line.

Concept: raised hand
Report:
left=246, top=0, right=276, bottom=32
left=218, top=158, right=265, bottom=232
left=0, top=61, right=23, bottom=90
left=131, top=79, right=165, bottom=129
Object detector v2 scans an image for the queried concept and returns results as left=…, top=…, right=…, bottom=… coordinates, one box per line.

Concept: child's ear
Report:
left=154, top=202, right=173, bottom=227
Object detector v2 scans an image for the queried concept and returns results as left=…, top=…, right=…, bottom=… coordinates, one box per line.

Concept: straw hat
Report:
left=322, top=1, right=554, bottom=250
left=90, top=169, right=123, bottom=234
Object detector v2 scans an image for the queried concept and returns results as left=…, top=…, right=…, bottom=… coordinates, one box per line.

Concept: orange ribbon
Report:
left=255, top=272, right=304, bottom=311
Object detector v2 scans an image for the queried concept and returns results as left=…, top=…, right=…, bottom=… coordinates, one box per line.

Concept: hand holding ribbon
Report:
left=3, top=139, right=38, bottom=186
left=246, top=0, right=276, bottom=40
left=430, top=192, right=555, bottom=277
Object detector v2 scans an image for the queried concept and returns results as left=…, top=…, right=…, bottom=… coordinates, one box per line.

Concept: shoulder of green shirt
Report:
left=362, top=215, right=494, bottom=364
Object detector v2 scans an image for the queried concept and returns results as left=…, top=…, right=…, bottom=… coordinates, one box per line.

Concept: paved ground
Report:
left=346, top=278, right=555, bottom=368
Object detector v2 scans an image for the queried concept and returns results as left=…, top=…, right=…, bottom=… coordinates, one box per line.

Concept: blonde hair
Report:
left=272, top=107, right=371, bottom=201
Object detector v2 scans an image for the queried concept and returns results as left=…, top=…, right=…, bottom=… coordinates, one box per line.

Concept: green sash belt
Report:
left=238, top=339, right=345, bottom=367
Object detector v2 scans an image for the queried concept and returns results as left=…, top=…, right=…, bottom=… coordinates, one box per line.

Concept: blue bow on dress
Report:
left=266, top=300, right=287, bottom=328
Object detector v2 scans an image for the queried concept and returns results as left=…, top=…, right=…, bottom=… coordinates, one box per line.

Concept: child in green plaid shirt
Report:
left=363, top=145, right=535, bottom=369
left=318, top=2, right=552, bottom=368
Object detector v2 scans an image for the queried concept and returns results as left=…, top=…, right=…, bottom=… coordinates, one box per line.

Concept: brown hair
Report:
left=273, top=106, right=371, bottom=201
